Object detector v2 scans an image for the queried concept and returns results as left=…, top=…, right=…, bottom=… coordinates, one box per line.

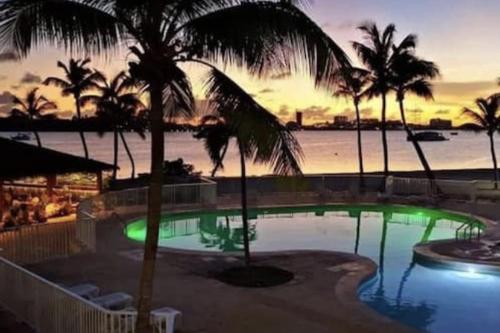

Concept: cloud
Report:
left=258, top=88, right=274, bottom=94
left=434, top=81, right=497, bottom=97
left=0, top=91, right=14, bottom=116
left=0, top=52, right=18, bottom=62
left=20, top=72, right=42, bottom=84
left=270, top=71, right=291, bottom=80
left=435, top=109, right=450, bottom=115
left=277, top=105, right=291, bottom=118
left=58, top=110, right=75, bottom=119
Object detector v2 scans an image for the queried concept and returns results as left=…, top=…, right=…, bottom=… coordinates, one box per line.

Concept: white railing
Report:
left=76, top=180, right=217, bottom=252
left=0, top=256, right=174, bottom=333
left=0, top=222, right=76, bottom=265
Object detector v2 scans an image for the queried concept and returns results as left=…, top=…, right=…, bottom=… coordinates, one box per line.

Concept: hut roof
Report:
left=0, top=137, right=115, bottom=180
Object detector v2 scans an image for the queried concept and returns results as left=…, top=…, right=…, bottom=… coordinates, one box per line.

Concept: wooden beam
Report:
left=96, top=171, right=103, bottom=194
left=46, top=174, right=57, bottom=196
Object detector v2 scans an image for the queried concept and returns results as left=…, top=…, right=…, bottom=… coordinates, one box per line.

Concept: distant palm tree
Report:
left=0, top=1, right=349, bottom=330
left=44, top=58, right=102, bottom=159
left=463, top=96, right=500, bottom=185
left=82, top=72, right=147, bottom=180
left=391, top=51, right=440, bottom=183
left=196, top=68, right=303, bottom=265
left=334, top=67, right=370, bottom=188
left=353, top=23, right=417, bottom=178
left=11, top=88, right=57, bottom=147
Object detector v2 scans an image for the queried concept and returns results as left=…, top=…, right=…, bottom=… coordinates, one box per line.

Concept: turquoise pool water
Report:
left=126, top=205, right=498, bottom=333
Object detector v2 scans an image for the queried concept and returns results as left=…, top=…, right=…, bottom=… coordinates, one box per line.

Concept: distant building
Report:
left=430, top=118, right=452, bottom=129
left=360, top=118, right=379, bottom=129
left=334, top=116, right=349, bottom=126
left=296, top=112, right=303, bottom=127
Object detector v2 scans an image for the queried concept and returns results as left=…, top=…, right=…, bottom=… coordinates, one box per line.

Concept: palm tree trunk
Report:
left=135, top=84, right=164, bottom=333
left=381, top=93, right=389, bottom=177
left=112, top=130, right=119, bottom=180
left=120, top=131, right=136, bottom=179
left=354, top=213, right=361, bottom=254
left=354, top=100, right=365, bottom=190
left=398, top=99, right=438, bottom=191
left=238, top=141, right=251, bottom=266
left=489, top=133, right=499, bottom=188
left=33, top=130, right=42, bottom=147
left=75, top=96, right=89, bottom=159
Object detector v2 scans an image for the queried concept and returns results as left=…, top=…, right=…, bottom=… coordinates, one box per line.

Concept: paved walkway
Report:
left=27, top=220, right=415, bottom=333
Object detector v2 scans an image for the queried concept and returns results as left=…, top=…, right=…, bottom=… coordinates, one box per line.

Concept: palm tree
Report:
left=11, top=88, right=57, bottom=147
left=196, top=68, right=303, bottom=265
left=334, top=67, right=370, bottom=189
left=353, top=23, right=417, bottom=178
left=463, top=96, right=500, bottom=185
left=0, top=1, right=349, bottom=330
left=391, top=51, right=440, bottom=183
left=82, top=72, right=147, bottom=180
left=44, top=58, right=102, bottom=159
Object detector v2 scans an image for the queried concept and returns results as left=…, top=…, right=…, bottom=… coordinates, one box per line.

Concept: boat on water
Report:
left=408, top=131, right=448, bottom=142
left=10, top=133, right=31, bottom=141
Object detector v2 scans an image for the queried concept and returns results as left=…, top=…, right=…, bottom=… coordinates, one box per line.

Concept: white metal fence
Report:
left=0, top=256, right=175, bottom=333
left=0, top=222, right=77, bottom=265
left=76, top=181, right=217, bottom=252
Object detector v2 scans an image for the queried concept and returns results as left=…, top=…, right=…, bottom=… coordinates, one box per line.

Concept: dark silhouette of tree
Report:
left=353, top=23, right=417, bottom=179
left=82, top=71, right=147, bottom=180
left=334, top=67, right=370, bottom=189
left=0, top=1, right=349, bottom=330
left=44, top=58, right=102, bottom=159
left=195, top=68, right=303, bottom=265
left=463, top=96, right=500, bottom=185
left=391, top=49, right=440, bottom=184
left=11, top=88, right=57, bottom=147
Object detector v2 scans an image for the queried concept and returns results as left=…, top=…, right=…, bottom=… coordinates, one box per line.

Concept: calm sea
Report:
left=1, top=131, right=498, bottom=179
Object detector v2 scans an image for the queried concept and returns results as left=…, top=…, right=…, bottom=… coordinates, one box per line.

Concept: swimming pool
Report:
left=126, top=205, right=499, bottom=333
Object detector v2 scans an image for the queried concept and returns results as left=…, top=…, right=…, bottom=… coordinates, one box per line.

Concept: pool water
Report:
left=126, top=205, right=499, bottom=333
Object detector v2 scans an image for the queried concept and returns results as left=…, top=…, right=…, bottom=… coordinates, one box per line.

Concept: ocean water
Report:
left=1, top=131, right=499, bottom=178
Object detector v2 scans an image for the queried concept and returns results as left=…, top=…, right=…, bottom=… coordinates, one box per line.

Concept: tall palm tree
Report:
left=11, top=88, right=57, bottom=147
left=353, top=23, right=417, bottom=178
left=44, top=58, right=102, bottom=159
left=391, top=52, right=440, bottom=183
left=82, top=71, right=147, bottom=180
left=463, top=96, right=500, bottom=185
left=196, top=68, right=303, bottom=265
left=0, top=1, right=349, bottom=330
left=334, top=67, right=370, bottom=188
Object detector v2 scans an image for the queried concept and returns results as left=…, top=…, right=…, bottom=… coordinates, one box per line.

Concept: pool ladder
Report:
left=455, top=222, right=482, bottom=241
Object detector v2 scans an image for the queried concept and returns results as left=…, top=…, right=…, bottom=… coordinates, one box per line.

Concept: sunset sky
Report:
left=0, top=0, right=500, bottom=125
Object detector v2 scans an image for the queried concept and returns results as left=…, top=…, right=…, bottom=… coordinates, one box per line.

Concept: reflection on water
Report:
left=128, top=205, right=499, bottom=333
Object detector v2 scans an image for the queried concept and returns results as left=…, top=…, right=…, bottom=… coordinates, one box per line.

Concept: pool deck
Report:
left=14, top=196, right=500, bottom=333
left=26, top=211, right=418, bottom=333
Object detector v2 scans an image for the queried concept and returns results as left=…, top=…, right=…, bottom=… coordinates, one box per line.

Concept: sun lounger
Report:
left=91, top=292, right=133, bottom=310
left=151, top=307, right=182, bottom=332
left=66, top=284, right=100, bottom=299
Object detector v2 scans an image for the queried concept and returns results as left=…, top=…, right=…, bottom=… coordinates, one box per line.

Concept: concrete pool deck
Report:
left=11, top=196, right=500, bottom=333
left=26, top=213, right=418, bottom=333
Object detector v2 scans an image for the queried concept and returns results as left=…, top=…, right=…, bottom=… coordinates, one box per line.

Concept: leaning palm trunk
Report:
left=489, top=133, right=499, bottom=189
left=120, top=131, right=136, bottom=179
left=398, top=99, right=439, bottom=193
left=354, top=100, right=365, bottom=190
left=75, top=97, right=89, bottom=159
left=136, top=85, right=164, bottom=333
left=33, top=129, right=42, bottom=147
left=238, top=141, right=251, bottom=266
